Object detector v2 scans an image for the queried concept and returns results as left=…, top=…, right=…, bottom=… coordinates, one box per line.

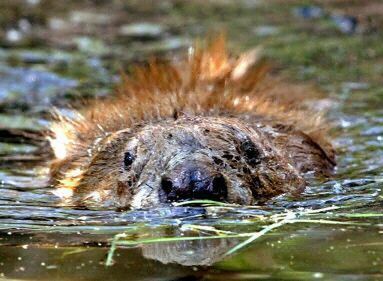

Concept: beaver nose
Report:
left=161, top=167, right=227, bottom=202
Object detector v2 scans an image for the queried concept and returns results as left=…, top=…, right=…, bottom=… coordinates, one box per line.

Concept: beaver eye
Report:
left=240, top=139, right=261, bottom=167
left=123, top=152, right=135, bottom=170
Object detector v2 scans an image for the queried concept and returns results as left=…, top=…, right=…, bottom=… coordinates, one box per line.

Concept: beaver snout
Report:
left=161, top=162, right=228, bottom=202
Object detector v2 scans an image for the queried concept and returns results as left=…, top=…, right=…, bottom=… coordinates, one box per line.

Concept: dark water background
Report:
left=0, top=1, right=382, bottom=280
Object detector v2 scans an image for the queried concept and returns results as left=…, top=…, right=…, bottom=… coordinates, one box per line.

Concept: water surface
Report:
left=0, top=1, right=382, bottom=280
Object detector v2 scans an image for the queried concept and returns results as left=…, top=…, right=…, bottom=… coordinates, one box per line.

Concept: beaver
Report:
left=48, top=36, right=335, bottom=209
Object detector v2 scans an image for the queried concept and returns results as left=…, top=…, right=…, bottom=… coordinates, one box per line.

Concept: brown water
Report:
left=0, top=1, right=382, bottom=280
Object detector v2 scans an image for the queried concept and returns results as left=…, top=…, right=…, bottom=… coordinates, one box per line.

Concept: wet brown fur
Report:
left=48, top=35, right=335, bottom=208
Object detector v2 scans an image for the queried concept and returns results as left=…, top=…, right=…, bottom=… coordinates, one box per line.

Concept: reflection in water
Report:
left=141, top=234, right=238, bottom=266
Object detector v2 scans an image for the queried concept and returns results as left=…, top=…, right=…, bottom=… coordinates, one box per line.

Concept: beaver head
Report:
left=49, top=37, right=334, bottom=209
left=67, top=116, right=304, bottom=208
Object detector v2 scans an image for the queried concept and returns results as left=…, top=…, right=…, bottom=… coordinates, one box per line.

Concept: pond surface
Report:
left=0, top=1, right=382, bottom=280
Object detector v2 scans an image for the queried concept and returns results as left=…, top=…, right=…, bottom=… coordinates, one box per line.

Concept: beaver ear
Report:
left=271, top=126, right=336, bottom=177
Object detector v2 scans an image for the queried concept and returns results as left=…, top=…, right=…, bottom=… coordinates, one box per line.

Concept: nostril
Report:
left=161, top=177, right=173, bottom=194
left=212, top=174, right=227, bottom=191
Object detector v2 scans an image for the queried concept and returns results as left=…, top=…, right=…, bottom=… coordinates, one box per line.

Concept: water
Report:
left=0, top=1, right=382, bottom=280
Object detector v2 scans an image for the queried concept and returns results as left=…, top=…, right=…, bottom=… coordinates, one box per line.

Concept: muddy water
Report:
left=0, top=1, right=382, bottom=280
